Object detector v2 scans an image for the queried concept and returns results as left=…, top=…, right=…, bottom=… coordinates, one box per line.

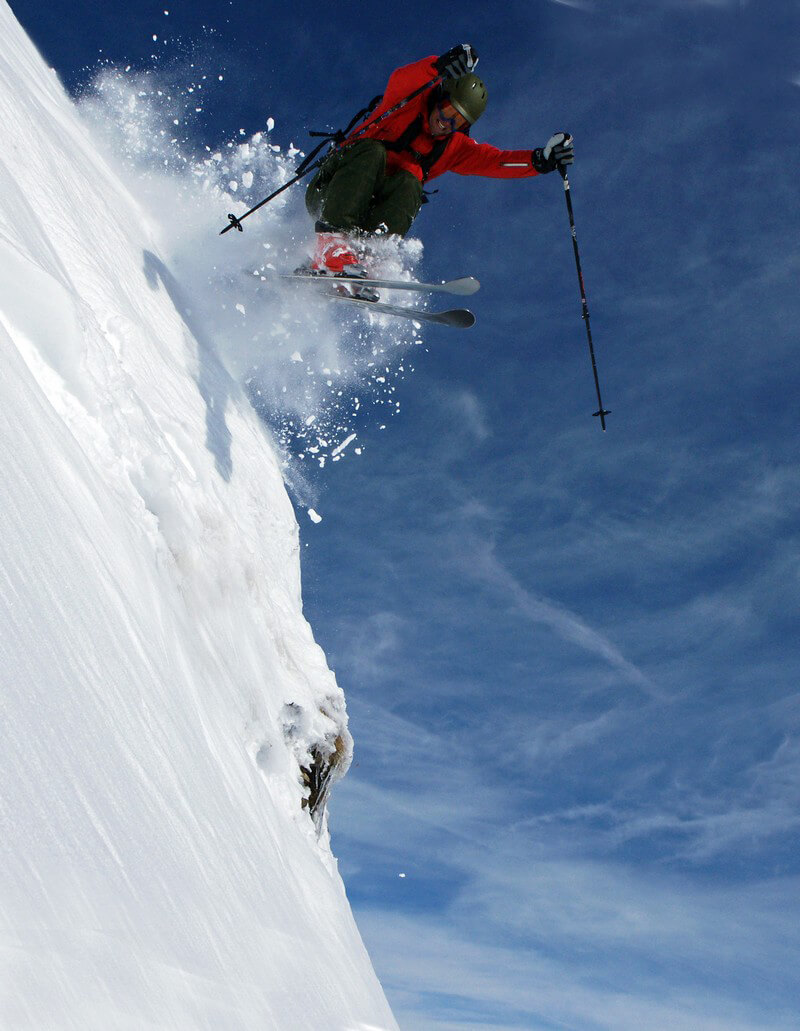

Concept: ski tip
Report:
left=444, top=308, right=476, bottom=329
left=447, top=277, right=481, bottom=296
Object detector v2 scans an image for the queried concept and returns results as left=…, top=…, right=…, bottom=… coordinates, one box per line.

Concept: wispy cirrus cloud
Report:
left=355, top=870, right=800, bottom=1031
left=445, top=387, right=491, bottom=441
left=548, top=0, right=594, bottom=11
left=335, top=697, right=800, bottom=1025
left=457, top=532, right=662, bottom=698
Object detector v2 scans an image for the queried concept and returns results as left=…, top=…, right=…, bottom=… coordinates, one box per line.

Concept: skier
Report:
left=305, top=44, right=574, bottom=277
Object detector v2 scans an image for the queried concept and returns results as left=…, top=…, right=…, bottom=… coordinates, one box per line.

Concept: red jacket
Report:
left=346, top=56, right=540, bottom=184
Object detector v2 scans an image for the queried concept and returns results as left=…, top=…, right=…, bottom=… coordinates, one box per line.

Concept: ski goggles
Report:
left=431, top=100, right=469, bottom=134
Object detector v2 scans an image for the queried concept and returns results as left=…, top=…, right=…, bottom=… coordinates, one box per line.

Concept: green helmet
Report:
left=443, top=73, right=488, bottom=124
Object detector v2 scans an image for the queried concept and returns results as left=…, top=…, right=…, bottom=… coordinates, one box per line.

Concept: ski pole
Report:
left=219, top=168, right=316, bottom=235
left=219, top=74, right=445, bottom=236
left=338, top=73, right=444, bottom=148
left=559, top=167, right=611, bottom=430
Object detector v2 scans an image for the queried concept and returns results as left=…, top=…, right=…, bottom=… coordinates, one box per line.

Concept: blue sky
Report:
left=12, top=0, right=800, bottom=1027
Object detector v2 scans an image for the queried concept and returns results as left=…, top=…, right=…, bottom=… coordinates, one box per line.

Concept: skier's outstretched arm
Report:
left=445, top=131, right=574, bottom=180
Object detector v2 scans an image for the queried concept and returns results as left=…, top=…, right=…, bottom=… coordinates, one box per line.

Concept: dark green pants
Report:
left=305, top=139, right=423, bottom=238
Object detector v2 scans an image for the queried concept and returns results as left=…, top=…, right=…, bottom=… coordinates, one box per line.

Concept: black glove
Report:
left=532, top=132, right=574, bottom=174
left=434, top=44, right=479, bottom=78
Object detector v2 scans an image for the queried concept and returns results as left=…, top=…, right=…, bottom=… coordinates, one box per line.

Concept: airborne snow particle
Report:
left=331, top=434, right=356, bottom=457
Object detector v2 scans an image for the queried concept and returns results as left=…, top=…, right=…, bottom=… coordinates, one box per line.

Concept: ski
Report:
left=330, top=292, right=475, bottom=329
left=279, top=271, right=480, bottom=297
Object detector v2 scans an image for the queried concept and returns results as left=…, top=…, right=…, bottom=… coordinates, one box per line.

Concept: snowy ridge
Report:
left=0, top=2, right=396, bottom=1027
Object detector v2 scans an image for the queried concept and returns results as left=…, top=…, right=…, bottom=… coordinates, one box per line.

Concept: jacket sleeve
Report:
left=381, top=56, right=439, bottom=107
left=445, top=134, right=541, bottom=179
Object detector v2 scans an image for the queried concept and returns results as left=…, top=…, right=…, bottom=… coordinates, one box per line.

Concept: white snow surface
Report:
left=0, top=3, right=397, bottom=1028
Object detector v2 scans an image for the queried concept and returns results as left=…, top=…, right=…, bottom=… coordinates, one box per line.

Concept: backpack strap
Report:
left=295, top=94, right=383, bottom=175
left=381, top=114, right=426, bottom=155
left=382, top=114, right=452, bottom=182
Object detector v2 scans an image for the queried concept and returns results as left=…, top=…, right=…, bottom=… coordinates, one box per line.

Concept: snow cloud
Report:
left=77, top=65, right=430, bottom=485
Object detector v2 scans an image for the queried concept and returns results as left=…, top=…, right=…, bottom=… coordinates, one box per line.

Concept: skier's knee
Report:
left=367, top=171, right=423, bottom=236
left=345, top=138, right=387, bottom=171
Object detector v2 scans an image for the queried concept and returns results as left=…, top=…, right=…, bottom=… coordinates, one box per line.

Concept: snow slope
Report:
left=0, top=2, right=397, bottom=1027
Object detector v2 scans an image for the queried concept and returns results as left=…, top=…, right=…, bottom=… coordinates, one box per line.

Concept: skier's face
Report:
left=430, top=100, right=469, bottom=137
